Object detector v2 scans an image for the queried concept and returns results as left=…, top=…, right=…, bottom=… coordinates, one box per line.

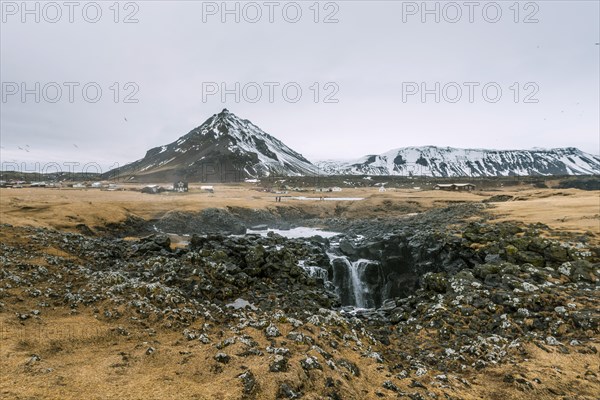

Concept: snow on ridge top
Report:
left=154, top=109, right=316, bottom=176
left=319, top=145, right=600, bottom=177
left=381, top=145, right=586, bottom=154
left=180, top=109, right=309, bottom=161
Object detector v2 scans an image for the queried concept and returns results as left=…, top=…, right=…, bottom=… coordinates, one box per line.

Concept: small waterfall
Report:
left=327, top=252, right=379, bottom=309
left=348, top=259, right=372, bottom=308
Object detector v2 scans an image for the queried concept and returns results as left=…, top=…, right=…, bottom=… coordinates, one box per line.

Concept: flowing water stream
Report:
left=323, top=252, right=381, bottom=309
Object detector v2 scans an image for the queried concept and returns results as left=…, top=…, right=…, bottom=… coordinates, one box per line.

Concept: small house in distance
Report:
left=434, top=183, right=476, bottom=191
left=315, top=187, right=343, bottom=193
left=174, top=181, right=188, bottom=193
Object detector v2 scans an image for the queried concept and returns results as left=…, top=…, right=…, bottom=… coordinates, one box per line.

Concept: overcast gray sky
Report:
left=1, top=0, right=599, bottom=172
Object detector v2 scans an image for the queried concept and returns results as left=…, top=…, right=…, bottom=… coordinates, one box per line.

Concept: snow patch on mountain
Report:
left=108, top=109, right=317, bottom=181
left=316, top=146, right=600, bottom=177
left=108, top=110, right=599, bottom=181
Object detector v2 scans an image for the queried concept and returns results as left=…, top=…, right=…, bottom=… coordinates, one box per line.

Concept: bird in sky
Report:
left=73, top=144, right=79, bottom=149
left=124, top=117, right=128, bottom=122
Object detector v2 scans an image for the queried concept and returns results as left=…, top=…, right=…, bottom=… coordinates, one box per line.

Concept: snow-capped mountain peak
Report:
left=106, top=109, right=316, bottom=182
left=107, top=110, right=599, bottom=182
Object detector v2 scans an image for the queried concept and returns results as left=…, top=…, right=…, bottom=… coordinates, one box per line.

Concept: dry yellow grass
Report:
left=2, top=309, right=598, bottom=400
left=458, top=343, right=600, bottom=400
left=488, top=188, right=600, bottom=234
left=1, top=186, right=599, bottom=399
left=0, top=300, right=418, bottom=400
left=0, top=185, right=273, bottom=231
left=1, top=185, right=598, bottom=239
left=0, top=185, right=481, bottom=233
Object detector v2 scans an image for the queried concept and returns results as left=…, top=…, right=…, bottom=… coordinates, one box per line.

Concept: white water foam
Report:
left=246, top=227, right=340, bottom=239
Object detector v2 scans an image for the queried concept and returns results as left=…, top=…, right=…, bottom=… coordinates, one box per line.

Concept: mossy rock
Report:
left=454, top=269, right=476, bottom=283
left=463, top=231, right=484, bottom=243
left=543, top=244, right=569, bottom=262
left=473, top=264, right=502, bottom=279
left=245, top=245, right=266, bottom=269
left=516, top=251, right=545, bottom=268
left=505, top=245, right=519, bottom=258
left=499, top=262, right=521, bottom=276
left=528, top=237, right=550, bottom=253
left=509, top=237, right=531, bottom=251
left=423, top=272, right=448, bottom=293
left=570, top=260, right=597, bottom=282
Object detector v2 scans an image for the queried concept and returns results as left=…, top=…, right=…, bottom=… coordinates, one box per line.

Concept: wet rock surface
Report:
left=102, top=206, right=317, bottom=237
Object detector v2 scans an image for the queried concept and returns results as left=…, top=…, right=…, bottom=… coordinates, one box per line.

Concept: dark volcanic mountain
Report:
left=106, top=109, right=316, bottom=182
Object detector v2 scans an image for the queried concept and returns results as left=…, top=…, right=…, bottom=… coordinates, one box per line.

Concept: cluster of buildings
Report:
left=315, top=186, right=343, bottom=192
left=433, top=183, right=476, bottom=191
left=141, top=182, right=214, bottom=194
left=1, top=178, right=477, bottom=194
left=0, top=180, right=26, bottom=188
left=0, top=180, right=119, bottom=190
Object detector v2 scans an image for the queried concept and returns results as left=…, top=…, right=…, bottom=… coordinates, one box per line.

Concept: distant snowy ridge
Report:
left=315, top=146, right=600, bottom=177
left=107, top=110, right=599, bottom=181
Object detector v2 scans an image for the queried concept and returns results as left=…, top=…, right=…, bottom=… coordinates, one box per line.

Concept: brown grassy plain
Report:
left=1, top=185, right=598, bottom=236
left=1, top=306, right=598, bottom=400
left=1, top=184, right=599, bottom=399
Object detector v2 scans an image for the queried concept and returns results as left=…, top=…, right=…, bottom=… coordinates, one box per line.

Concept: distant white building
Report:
left=316, top=187, right=342, bottom=193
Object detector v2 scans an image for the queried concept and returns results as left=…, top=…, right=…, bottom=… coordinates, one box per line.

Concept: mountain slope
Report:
left=316, top=146, right=600, bottom=177
left=106, top=109, right=316, bottom=182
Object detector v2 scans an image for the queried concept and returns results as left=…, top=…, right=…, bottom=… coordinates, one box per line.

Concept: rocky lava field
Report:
left=0, top=203, right=599, bottom=399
